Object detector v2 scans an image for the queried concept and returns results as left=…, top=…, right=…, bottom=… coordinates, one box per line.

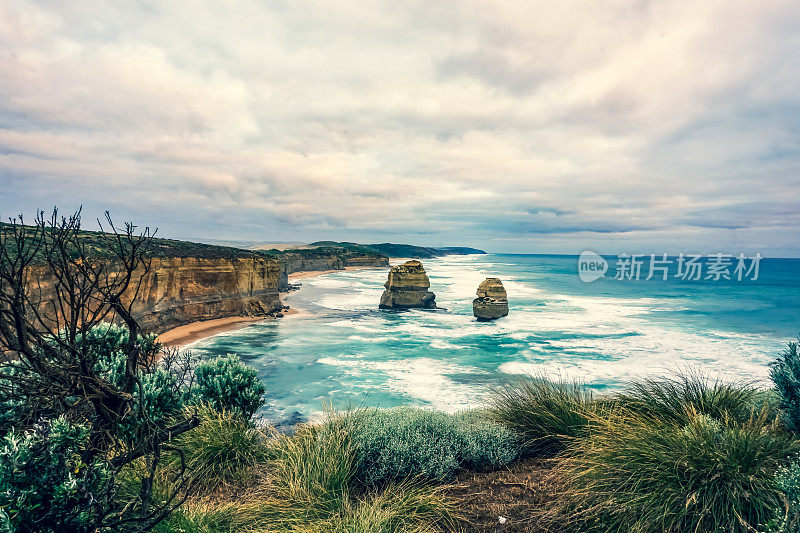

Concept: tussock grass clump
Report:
left=615, top=372, right=770, bottom=426
left=491, top=376, right=600, bottom=455
left=560, top=405, right=799, bottom=532
left=311, top=480, right=458, bottom=533
left=169, top=406, right=273, bottom=491
left=208, top=414, right=457, bottom=532
left=341, top=407, right=519, bottom=486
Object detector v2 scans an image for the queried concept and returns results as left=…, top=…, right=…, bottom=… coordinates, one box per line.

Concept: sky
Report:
left=1, top=1, right=799, bottom=256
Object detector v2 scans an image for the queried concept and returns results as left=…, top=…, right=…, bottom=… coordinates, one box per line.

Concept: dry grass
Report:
left=173, top=411, right=459, bottom=532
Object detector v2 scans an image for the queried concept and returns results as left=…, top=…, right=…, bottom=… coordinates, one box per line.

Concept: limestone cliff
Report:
left=132, top=248, right=387, bottom=333
left=473, top=278, right=509, bottom=321
left=281, top=250, right=388, bottom=276
left=17, top=228, right=389, bottom=334
left=379, top=260, right=437, bottom=309
left=127, top=244, right=388, bottom=332
left=130, top=257, right=285, bottom=334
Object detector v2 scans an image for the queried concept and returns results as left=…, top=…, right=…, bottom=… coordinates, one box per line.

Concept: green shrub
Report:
left=491, top=376, right=599, bottom=455
left=79, top=322, right=160, bottom=374
left=193, top=354, right=265, bottom=419
left=0, top=323, right=270, bottom=531
left=0, top=366, right=26, bottom=437
left=86, top=325, right=186, bottom=443
left=772, top=340, right=800, bottom=433
left=339, top=407, right=518, bottom=486
left=169, top=406, right=272, bottom=491
left=561, top=406, right=798, bottom=532
left=770, top=455, right=800, bottom=532
left=0, top=417, right=112, bottom=532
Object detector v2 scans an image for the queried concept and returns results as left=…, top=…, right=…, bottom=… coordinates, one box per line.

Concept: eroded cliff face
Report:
left=379, top=260, right=437, bottom=309
left=134, top=251, right=386, bottom=332
left=129, top=257, right=286, bottom=334
left=24, top=246, right=388, bottom=335
left=472, top=278, right=509, bottom=321
left=281, top=251, right=388, bottom=276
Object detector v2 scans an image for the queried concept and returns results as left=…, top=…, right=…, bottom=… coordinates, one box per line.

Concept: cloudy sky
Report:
left=1, top=1, right=799, bottom=255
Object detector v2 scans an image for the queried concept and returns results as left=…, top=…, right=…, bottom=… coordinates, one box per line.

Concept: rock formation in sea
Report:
left=379, top=260, right=437, bottom=309
left=473, top=278, right=509, bottom=321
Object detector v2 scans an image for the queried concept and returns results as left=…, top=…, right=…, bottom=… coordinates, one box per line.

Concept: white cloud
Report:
left=0, top=0, right=798, bottom=254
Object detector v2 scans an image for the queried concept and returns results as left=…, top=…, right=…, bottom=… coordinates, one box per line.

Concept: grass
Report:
left=558, top=405, right=798, bottom=532
left=614, top=372, right=772, bottom=426
left=485, top=373, right=800, bottom=532
left=167, top=406, right=273, bottom=492
left=490, top=376, right=602, bottom=455
left=167, top=409, right=458, bottom=532
left=143, top=372, right=799, bottom=533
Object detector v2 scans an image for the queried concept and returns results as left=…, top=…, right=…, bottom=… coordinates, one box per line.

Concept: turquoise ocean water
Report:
left=187, top=254, right=800, bottom=425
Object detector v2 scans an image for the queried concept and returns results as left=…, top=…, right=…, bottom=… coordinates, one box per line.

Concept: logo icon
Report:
left=578, top=251, right=608, bottom=282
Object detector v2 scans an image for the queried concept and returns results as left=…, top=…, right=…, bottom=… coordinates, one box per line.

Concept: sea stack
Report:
left=379, top=260, right=437, bottom=309
left=473, top=278, right=509, bottom=321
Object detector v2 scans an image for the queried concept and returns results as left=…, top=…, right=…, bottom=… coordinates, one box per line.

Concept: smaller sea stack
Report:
left=379, top=260, right=437, bottom=309
left=473, top=278, right=509, bottom=321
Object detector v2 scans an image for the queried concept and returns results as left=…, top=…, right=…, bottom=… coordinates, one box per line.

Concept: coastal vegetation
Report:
left=1, top=210, right=799, bottom=532
left=309, top=242, right=486, bottom=259
left=126, top=354, right=800, bottom=533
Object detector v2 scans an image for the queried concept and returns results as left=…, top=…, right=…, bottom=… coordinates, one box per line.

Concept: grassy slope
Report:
left=1, top=221, right=483, bottom=263
left=0, top=222, right=388, bottom=263
left=309, top=241, right=486, bottom=258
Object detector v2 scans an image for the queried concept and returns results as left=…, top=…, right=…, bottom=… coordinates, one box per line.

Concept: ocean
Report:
left=186, top=254, right=800, bottom=425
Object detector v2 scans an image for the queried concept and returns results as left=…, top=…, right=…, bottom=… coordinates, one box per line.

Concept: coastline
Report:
left=156, top=316, right=265, bottom=347
left=157, top=265, right=378, bottom=347
left=287, top=265, right=370, bottom=281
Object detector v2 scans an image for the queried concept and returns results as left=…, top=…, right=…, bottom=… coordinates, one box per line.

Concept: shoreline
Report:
left=156, top=316, right=264, bottom=347
left=157, top=264, right=379, bottom=347
left=288, top=265, right=371, bottom=281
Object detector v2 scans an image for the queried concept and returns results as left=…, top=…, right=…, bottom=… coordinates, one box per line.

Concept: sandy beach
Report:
left=157, top=265, right=376, bottom=347
left=288, top=269, right=339, bottom=281
left=156, top=316, right=263, bottom=347
left=288, top=265, right=370, bottom=282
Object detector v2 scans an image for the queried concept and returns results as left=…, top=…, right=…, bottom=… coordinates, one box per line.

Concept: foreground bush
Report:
left=561, top=406, right=798, bottom=532
left=342, top=407, right=519, bottom=486
left=491, top=377, right=599, bottom=455
left=193, top=354, right=266, bottom=419
left=772, top=340, right=800, bottom=433
left=0, top=417, right=112, bottom=532
left=205, top=417, right=457, bottom=532
left=771, top=455, right=800, bottom=532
